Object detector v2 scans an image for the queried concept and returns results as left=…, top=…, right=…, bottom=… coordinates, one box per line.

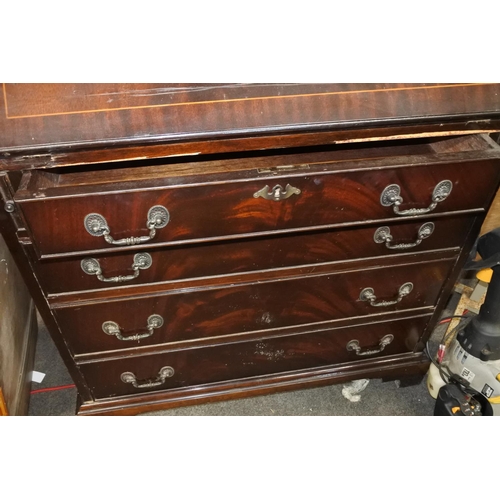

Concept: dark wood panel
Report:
left=74, top=308, right=432, bottom=363
left=36, top=215, right=475, bottom=295
left=5, top=124, right=500, bottom=172
left=0, top=235, right=38, bottom=416
left=6, top=84, right=411, bottom=117
left=2, top=84, right=500, bottom=155
left=79, top=314, right=431, bottom=400
left=16, top=134, right=497, bottom=196
left=3, top=85, right=498, bottom=415
left=54, top=258, right=453, bottom=355
left=16, top=159, right=500, bottom=257
left=49, top=248, right=459, bottom=306
left=0, top=175, right=93, bottom=403
left=77, top=351, right=430, bottom=415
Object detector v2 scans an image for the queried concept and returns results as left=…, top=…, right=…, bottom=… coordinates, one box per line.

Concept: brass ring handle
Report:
left=84, top=205, right=170, bottom=246
left=380, top=180, right=453, bottom=216
left=374, top=222, right=435, bottom=250
left=253, top=184, right=301, bottom=201
left=81, top=253, right=152, bottom=283
left=121, top=366, right=174, bottom=389
left=102, top=314, right=164, bottom=341
left=359, top=282, right=413, bottom=307
left=346, top=335, right=394, bottom=356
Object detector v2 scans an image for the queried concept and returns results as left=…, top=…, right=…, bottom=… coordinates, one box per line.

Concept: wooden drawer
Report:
left=14, top=138, right=500, bottom=258
left=78, top=314, right=432, bottom=400
left=54, top=256, right=455, bottom=355
left=36, top=215, right=476, bottom=295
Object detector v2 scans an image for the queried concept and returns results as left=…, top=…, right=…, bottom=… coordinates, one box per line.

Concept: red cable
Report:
left=30, top=384, right=76, bottom=395
left=439, top=310, right=469, bottom=324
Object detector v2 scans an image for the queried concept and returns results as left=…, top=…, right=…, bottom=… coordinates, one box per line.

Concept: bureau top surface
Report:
left=1, top=83, right=500, bottom=157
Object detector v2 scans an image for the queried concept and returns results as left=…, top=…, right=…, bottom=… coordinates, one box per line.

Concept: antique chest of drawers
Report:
left=1, top=83, right=500, bottom=415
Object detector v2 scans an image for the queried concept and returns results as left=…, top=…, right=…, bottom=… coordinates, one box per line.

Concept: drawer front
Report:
left=55, top=258, right=455, bottom=355
left=79, top=314, right=431, bottom=399
left=37, top=215, right=476, bottom=295
left=17, top=159, right=500, bottom=257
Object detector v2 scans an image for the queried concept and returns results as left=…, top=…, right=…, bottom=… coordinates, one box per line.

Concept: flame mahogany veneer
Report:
left=1, top=84, right=500, bottom=415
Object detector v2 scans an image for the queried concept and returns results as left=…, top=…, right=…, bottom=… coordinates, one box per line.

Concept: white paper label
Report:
left=31, top=371, right=46, bottom=383
left=460, top=366, right=476, bottom=383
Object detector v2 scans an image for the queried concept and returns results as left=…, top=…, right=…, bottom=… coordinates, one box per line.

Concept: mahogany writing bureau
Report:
left=1, top=83, right=500, bottom=415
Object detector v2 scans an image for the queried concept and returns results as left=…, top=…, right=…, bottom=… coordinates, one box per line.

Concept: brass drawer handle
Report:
left=374, top=222, right=435, bottom=250
left=102, top=314, right=164, bottom=341
left=253, top=184, right=301, bottom=201
left=346, top=335, right=394, bottom=356
left=81, top=253, right=152, bottom=283
left=360, top=282, right=413, bottom=307
left=121, top=366, right=174, bottom=389
left=380, top=180, right=452, bottom=216
left=84, top=205, right=169, bottom=246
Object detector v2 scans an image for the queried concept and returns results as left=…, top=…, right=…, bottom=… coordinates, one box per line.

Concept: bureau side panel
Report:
left=0, top=234, right=37, bottom=415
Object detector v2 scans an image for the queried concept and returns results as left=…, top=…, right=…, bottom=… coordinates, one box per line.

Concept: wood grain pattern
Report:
left=48, top=248, right=459, bottom=307
left=54, top=257, right=454, bottom=356
left=2, top=85, right=500, bottom=415
left=34, top=216, right=476, bottom=296
left=2, top=84, right=500, bottom=156
left=77, top=351, right=431, bottom=415
left=16, top=133, right=497, bottom=194
left=5, top=123, right=500, bottom=172
left=16, top=158, right=500, bottom=258
left=78, top=314, right=432, bottom=400
left=2, top=84, right=448, bottom=117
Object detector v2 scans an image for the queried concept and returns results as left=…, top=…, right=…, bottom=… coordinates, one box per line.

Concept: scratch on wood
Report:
left=254, top=342, right=285, bottom=360
left=331, top=129, right=499, bottom=145
left=86, top=84, right=302, bottom=98
left=51, top=155, right=149, bottom=165
left=166, top=152, right=201, bottom=158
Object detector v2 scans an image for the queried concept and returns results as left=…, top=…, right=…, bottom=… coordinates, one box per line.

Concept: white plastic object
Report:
left=426, top=363, right=447, bottom=399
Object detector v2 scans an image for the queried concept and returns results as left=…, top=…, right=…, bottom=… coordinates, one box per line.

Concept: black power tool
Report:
left=432, top=227, right=500, bottom=415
